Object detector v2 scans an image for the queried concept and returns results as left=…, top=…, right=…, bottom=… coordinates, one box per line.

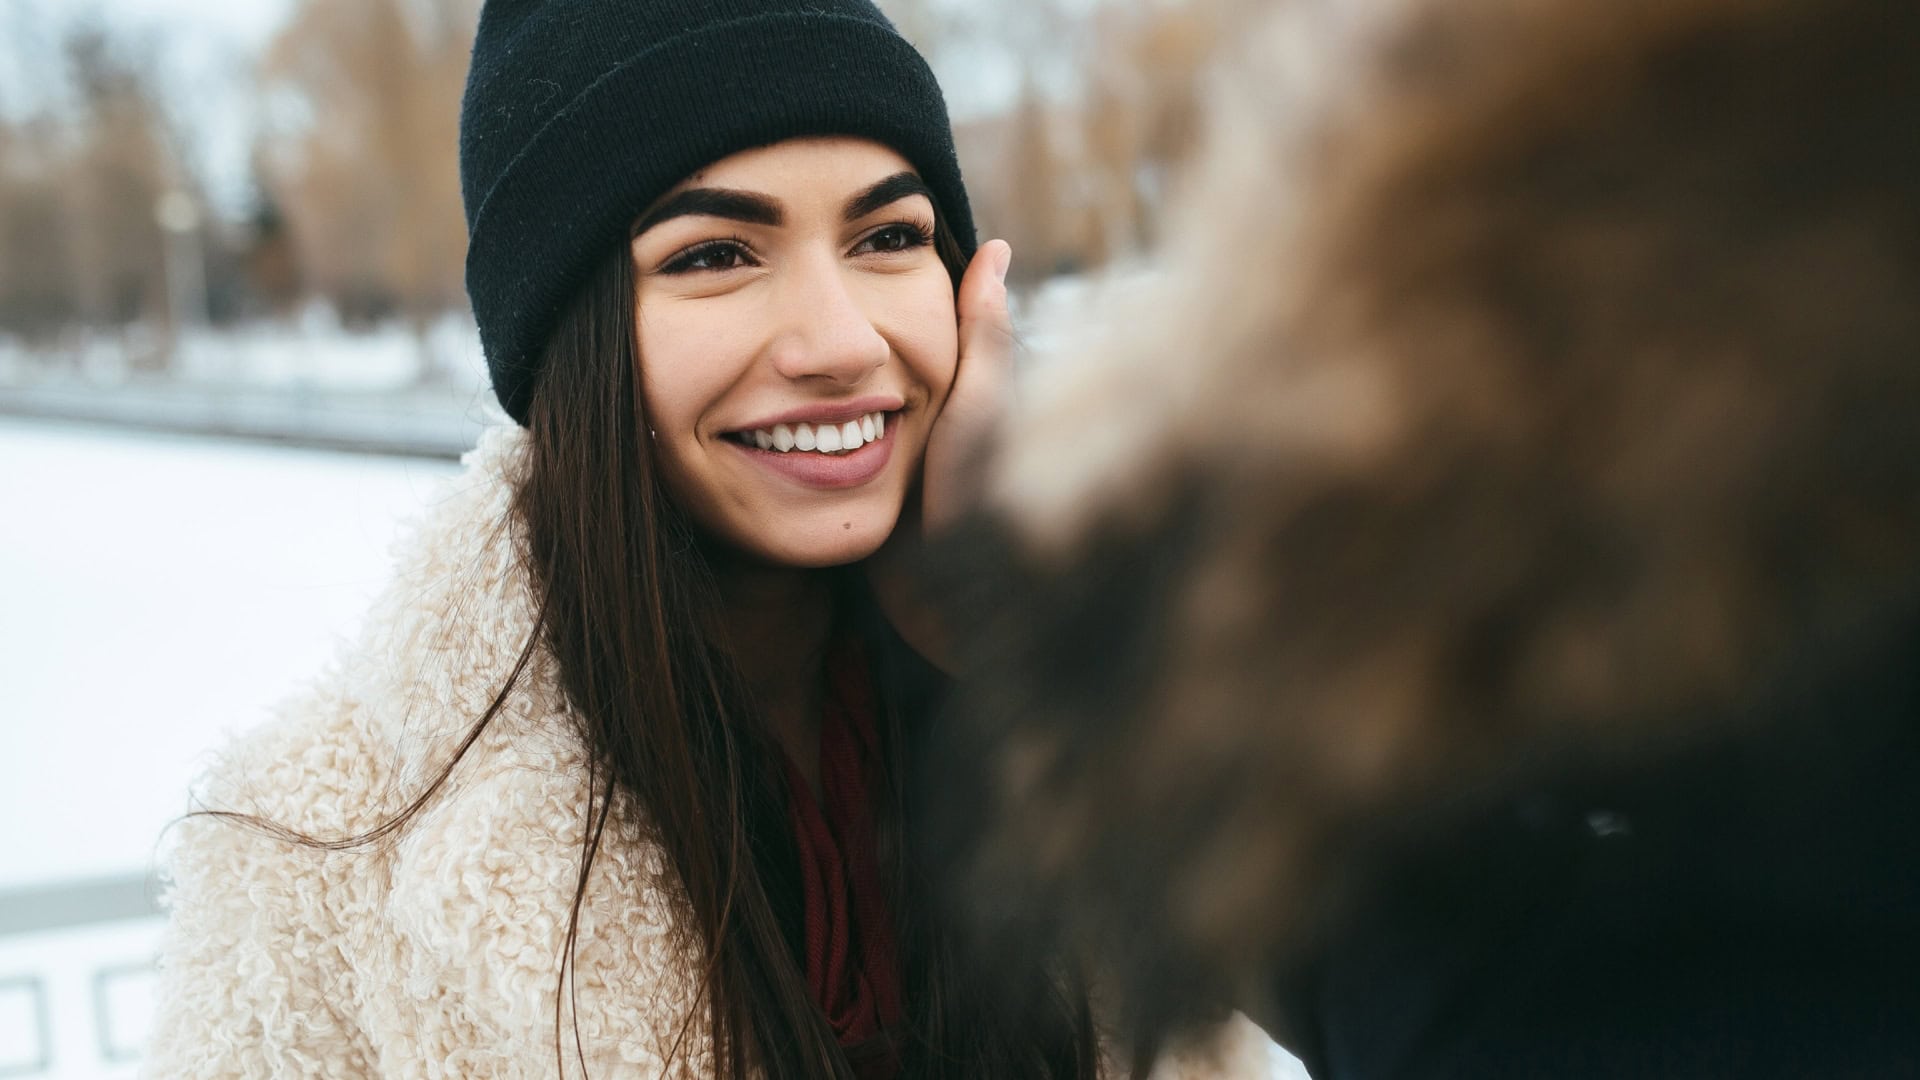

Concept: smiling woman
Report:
left=632, top=140, right=963, bottom=570
left=137, top=1, right=1111, bottom=1078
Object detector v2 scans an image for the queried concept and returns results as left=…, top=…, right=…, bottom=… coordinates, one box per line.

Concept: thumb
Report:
left=922, top=240, right=1014, bottom=533
left=955, top=239, right=1015, bottom=382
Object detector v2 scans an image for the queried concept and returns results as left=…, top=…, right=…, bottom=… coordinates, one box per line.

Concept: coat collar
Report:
left=331, top=424, right=713, bottom=1070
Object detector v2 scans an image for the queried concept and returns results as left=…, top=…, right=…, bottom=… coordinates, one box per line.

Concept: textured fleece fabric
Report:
left=144, top=425, right=1279, bottom=1079
left=148, top=426, right=709, bottom=1078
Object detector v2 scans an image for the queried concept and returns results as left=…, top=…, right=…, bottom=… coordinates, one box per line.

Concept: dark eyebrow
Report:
left=631, top=188, right=783, bottom=236
left=844, top=172, right=933, bottom=223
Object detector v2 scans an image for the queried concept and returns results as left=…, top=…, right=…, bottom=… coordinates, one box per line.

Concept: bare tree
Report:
left=0, top=113, right=83, bottom=341
left=66, top=26, right=176, bottom=333
left=901, top=0, right=1241, bottom=280
left=256, top=0, right=478, bottom=376
left=0, top=21, right=186, bottom=364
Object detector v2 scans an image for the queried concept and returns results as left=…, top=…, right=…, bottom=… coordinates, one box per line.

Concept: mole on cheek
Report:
left=843, top=522, right=851, bottom=530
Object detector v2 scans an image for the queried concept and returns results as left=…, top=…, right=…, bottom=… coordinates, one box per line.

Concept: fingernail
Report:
left=993, top=243, right=1011, bottom=284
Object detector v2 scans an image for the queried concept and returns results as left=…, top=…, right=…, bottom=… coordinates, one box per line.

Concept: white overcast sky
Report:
left=90, top=0, right=291, bottom=50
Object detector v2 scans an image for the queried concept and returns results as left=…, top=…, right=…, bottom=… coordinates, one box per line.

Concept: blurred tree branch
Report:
left=256, top=0, right=478, bottom=374
left=891, top=0, right=1246, bottom=283
left=0, top=19, right=180, bottom=359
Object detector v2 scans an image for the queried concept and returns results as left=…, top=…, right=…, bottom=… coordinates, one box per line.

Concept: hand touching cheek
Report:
left=920, top=239, right=1014, bottom=532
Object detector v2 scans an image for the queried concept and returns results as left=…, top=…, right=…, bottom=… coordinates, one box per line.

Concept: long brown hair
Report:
left=211, top=213, right=1099, bottom=1077
left=518, top=224, right=1098, bottom=1077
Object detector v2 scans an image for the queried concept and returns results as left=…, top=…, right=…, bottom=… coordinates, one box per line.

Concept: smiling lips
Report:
left=729, top=410, right=888, bottom=454
left=725, top=409, right=899, bottom=490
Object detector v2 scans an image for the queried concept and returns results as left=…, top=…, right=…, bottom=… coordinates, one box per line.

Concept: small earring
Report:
left=648, top=427, right=657, bottom=441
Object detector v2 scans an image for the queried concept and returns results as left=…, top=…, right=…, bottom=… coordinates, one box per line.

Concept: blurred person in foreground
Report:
left=935, top=0, right=1920, bottom=1075
left=140, top=0, right=1271, bottom=1075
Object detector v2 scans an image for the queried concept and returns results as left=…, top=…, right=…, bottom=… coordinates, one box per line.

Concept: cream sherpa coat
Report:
left=145, top=425, right=1279, bottom=1079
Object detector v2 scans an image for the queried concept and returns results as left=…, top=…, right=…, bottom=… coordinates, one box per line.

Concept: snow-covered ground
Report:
left=0, top=421, right=459, bottom=891
left=0, top=419, right=458, bottom=1078
left=0, top=417, right=1305, bottom=1080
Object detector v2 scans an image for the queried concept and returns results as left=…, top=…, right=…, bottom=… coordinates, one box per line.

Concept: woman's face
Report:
left=630, top=136, right=959, bottom=568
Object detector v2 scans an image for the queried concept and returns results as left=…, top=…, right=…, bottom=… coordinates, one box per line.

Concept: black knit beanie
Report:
left=459, top=0, right=977, bottom=425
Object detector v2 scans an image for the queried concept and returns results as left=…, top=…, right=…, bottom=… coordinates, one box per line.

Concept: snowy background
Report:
left=0, top=0, right=1311, bottom=1073
left=0, top=419, right=457, bottom=1078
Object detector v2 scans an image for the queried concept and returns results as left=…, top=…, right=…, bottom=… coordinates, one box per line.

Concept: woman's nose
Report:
left=764, top=256, right=889, bottom=385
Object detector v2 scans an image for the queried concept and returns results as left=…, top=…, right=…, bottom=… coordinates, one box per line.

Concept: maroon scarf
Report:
left=783, top=642, right=904, bottom=1078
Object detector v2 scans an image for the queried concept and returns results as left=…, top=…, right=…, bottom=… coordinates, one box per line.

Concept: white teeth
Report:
left=739, top=411, right=890, bottom=454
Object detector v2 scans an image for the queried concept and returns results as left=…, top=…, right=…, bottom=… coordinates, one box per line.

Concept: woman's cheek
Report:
left=898, top=290, right=960, bottom=404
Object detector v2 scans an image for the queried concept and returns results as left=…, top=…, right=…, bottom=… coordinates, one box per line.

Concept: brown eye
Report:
left=855, top=223, right=932, bottom=255
left=662, top=239, right=753, bottom=274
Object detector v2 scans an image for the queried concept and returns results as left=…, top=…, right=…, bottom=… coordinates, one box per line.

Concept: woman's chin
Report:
left=727, top=515, right=901, bottom=570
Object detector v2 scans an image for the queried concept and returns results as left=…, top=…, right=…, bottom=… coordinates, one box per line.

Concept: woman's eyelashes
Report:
left=659, top=236, right=757, bottom=275
left=852, top=220, right=935, bottom=255
left=654, top=220, right=934, bottom=276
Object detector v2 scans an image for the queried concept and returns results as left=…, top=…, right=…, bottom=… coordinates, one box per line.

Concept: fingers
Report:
left=957, top=239, right=1015, bottom=371
left=923, top=240, right=1014, bottom=534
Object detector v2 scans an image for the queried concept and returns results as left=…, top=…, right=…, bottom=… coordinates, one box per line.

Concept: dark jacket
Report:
left=1280, top=608, right=1920, bottom=1080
